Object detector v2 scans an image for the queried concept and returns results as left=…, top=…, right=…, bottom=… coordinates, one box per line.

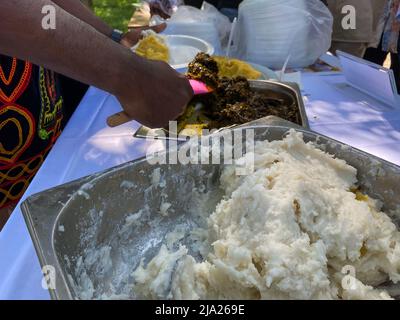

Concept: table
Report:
left=0, top=71, right=399, bottom=300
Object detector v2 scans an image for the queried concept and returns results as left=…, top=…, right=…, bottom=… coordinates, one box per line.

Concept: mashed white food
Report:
left=132, top=130, right=400, bottom=300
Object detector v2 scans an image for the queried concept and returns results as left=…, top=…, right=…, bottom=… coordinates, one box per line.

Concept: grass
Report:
left=92, top=0, right=139, bottom=31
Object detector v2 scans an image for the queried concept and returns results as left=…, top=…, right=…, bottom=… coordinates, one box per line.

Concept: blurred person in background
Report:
left=327, top=0, right=387, bottom=57
left=129, top=0, right=182, bottom=27
left=184, top=0, right=217, bottom=8
left=154, top=0, right=241, bottom=20
left=148, top=0, right=182, bottom=18
left=364, top=0, right=400, bottom=93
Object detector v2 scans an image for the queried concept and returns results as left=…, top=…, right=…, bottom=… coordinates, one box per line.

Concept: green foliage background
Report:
left=92, top=0, right=139, bottom=31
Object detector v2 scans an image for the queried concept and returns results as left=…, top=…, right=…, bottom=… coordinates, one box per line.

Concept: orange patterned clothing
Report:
left=0, top=55, right=64, bottom=209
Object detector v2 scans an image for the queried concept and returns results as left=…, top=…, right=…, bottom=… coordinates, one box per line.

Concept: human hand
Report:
left=120, top=23, right=167, bottom=49
left=109, top=57, right=193, bottom=129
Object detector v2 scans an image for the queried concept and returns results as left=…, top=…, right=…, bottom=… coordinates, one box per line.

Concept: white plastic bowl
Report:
left=163, top=22, right=222, bottom=54
left=164, top=35, right=214, bottom=69
left=133, top=34, right=214, bottom=70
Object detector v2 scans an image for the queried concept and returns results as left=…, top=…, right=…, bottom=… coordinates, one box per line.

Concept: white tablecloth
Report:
left=0, top=71, right=399, bottom=300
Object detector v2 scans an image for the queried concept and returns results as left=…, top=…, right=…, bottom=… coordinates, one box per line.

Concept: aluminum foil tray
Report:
left=22, top=123, right=400, bottom=300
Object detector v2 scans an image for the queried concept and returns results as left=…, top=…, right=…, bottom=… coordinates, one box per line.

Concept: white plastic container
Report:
left=163, top=21, right=222, bottom=54
left=233, top=0, right=333, bottom=69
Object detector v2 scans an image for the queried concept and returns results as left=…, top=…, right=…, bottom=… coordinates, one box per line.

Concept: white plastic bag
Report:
left=200, top=2, right=232, bottom=46
left=163, top=2, right=232, bottom=53
left=233, top=0, right=333, bottom=69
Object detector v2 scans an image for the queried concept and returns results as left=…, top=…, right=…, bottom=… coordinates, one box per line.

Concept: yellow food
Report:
left=179, top=124, right=209, bottom=137
left=135, top=35, right=169, bottom=63
left=355, top=191, right=369, bottom=202
left=213, top=56, right=262, bottom=79
left=176, top=103, right=211, bottom=136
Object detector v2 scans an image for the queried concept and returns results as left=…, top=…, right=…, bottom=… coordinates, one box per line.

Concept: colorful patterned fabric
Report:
left=0, top=55, right=64, bottom=209
left=382, top=0, right=400, bottom=53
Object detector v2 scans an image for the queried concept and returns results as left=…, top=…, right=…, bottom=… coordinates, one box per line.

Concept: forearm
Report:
left=0, top=0, right=139, bottom=96
left=51, top=0, right=113, bottom=37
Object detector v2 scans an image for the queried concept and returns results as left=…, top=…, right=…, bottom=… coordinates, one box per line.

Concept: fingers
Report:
left=108, top=56, right=193, bottom=129
left=130, top=23, right=166, bottom=47
left=141, top=23, right=167, bottom=34
left=150, top=23, right=167, bottom=34
left=125, top=23, right=167, bottom=47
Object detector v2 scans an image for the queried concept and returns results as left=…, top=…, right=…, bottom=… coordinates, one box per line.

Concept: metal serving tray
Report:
left=22, top=123, right=400, bottom=300
left=133, top=80, right=310, bottom=141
